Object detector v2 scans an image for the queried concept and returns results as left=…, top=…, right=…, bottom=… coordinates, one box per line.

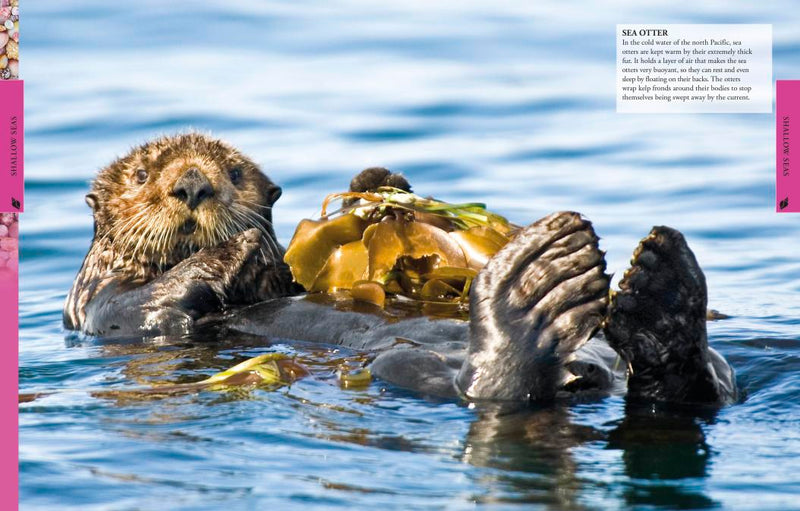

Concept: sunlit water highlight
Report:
left=19, top=2, right=800, bottom=509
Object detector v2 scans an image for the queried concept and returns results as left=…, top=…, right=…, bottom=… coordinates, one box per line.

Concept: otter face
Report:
left=87, top=133, right=282, bottom=276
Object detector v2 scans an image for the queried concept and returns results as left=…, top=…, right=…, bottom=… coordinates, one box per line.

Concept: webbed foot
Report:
left=457, top=212, right=610, bottom=401
left=605, top=227, right=736, bottom=404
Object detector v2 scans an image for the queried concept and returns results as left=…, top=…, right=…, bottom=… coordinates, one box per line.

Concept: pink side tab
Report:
left=777, top=80, right=800, bottom=212
left=0, top=80, right=23, bottom=213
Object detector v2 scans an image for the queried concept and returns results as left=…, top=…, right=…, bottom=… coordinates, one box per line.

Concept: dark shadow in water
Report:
left=606, top=402, right=720, bottom=509
left=460, top=403, right=601, bottom=509
left=459, top=401, right=720, bottom=510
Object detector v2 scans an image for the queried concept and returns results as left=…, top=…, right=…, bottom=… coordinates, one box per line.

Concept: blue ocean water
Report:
left=18, top=2, right=800, bottom=509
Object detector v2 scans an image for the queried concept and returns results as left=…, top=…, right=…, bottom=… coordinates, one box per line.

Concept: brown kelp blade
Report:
left=312, top=240, right=369, bottom=292
left=449, top=227, right=510, bottom=270
left=284, top=215, right=367, bottom=290
left=284, top=187, right=517, bottom=306
left=365, top=219, right=467, bottom=282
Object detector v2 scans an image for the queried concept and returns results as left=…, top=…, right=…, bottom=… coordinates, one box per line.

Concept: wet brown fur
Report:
left=64, top=132, right=297, bottom=331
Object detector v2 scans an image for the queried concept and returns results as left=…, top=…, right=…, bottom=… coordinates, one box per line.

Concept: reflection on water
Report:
left=19, top=0, right=800, bottom=509
left=459, top=404, right=718, bottom=509
left=608, top=404, right=718, bottom=509
left=35, top=333, right=728, bottom=510
left=462, top=404, right=600, bottom=509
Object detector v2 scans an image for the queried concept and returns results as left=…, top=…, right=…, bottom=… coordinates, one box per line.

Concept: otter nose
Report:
left=172, top=167, right=214, bottom=210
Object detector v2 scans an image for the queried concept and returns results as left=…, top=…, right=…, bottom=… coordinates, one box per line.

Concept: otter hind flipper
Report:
left=456, top=212, right=610, bottom=402
left=605, top=226, right=737, bottom=405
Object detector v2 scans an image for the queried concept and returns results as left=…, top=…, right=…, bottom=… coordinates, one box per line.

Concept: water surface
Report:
left=19, top=2, right=800, bottom=509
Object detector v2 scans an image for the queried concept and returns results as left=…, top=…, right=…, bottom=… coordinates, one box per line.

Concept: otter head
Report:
left=87, top=132, right=282, bottom=279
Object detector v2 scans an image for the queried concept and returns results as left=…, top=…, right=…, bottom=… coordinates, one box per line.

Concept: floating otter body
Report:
left=64, top=133, right=299, bottom=336
left=65, top=134, right=736, bottom=405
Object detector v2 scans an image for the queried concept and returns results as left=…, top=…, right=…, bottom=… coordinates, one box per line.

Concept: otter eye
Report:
left=229, top=167, right=242, bottom=184
left=135, top=168, right=148, bottom=184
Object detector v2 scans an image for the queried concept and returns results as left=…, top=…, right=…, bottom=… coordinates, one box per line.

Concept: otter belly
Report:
left=220, top=295, right=625, bottom=399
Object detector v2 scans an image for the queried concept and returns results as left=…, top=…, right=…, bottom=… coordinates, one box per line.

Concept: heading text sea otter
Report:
left=616, top=24, right=772, bottom=113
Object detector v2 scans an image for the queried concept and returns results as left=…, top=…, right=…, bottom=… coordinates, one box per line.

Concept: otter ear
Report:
left=85, top=193, right=99, bottom=211
left=266, top=185, right=282, bottom=206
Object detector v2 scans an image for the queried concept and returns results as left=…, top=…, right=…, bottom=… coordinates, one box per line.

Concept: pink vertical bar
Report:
left=777, top=80, right=800, bottom=212
left=0, top=218, right=17, bottom=511
left=0, top=81, right=20, bottom=509
left=0, top=80, right=23, bottom=212
left=0, top=7, right=20, bottom=511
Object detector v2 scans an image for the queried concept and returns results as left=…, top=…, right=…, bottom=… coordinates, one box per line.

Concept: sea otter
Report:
left=63, top=133, right=300, bottom=336
left=64, top=133, right=737, bottom=405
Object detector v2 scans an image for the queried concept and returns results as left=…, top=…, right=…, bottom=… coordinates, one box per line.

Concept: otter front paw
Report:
left=82, top=229, right=263, bottom=337
left=147, top=228, right=262, bottom=319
